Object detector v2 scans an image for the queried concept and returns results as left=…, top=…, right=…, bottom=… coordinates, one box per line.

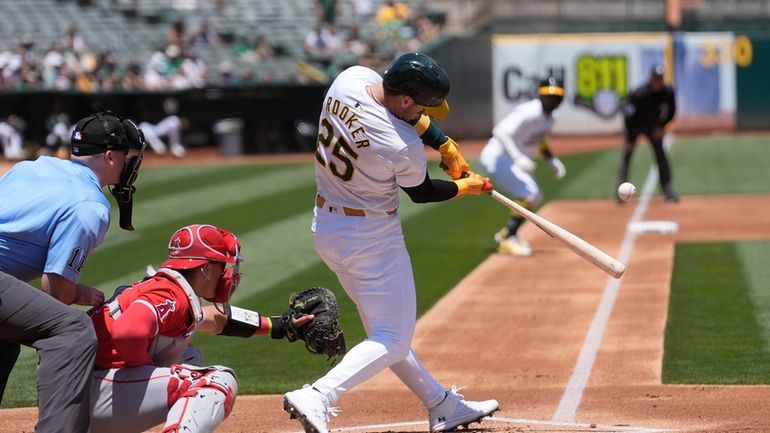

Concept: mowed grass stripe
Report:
left=663, top=241, right=770, bottom=384
left=674, top=136, right=770, bottom=195
left=90, top=190, right=436, bottom=303
left=83, top=182, right=319, bottom=286
left=101, top=164, right=315, bottom=247
left=131, top=164, right=259, bottom=190
left=739, top=241, right=770, bottom=350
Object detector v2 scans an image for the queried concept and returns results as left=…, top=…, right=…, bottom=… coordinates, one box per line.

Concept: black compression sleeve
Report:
left=401, top=173, right=458, bottom=203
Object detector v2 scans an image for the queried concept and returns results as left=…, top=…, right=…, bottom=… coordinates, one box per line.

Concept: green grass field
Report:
left=3, top=135, right=770, bottom=407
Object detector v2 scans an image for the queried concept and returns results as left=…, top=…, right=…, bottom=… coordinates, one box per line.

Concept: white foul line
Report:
left=296, top=415, right=673, bottom=433
left=552, top=136, right=673, bottom=423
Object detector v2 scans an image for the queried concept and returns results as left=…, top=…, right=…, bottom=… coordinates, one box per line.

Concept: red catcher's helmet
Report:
left=161, top=224, right=242, bottom=303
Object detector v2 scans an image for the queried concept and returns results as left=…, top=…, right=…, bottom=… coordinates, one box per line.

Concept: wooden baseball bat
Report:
left=489, top=190, right=626, bottom=279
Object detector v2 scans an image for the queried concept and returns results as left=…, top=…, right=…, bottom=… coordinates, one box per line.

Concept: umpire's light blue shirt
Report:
left=0, top=156, right=110, bottom=283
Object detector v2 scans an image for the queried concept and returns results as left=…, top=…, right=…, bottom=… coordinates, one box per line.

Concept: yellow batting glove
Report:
left=438, top=137, right=470, bottom=180
left=453, top=175, right=494, bottom=198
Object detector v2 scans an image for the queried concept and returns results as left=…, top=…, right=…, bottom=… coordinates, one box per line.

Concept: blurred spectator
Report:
left=216, top=60, right=239, bottom=86
left=0, top=115, right=26, bottom=160
left=413, top=12, right=440, bottom=45
left=316, top=0, right=338, bottom=25
left=180, top=50, right=208, bottom=88
left=188, top=19, right=221, bottom=49
left=254, top=34, right=276, bottom=62
left=343, top=24, right=369, bottom=58
left=172, top=0, right=198, bottom=10
left=376, top=1, right=411, bottom=25
left=121, top=62, right=146, bottom=90
left=238, top=67, right=255, bottom=84
left=236, top=33, right=276, bottom=64
left=94, top=50, right=120, bottom=91
left=144, top=47, right=170, bottom=90
left=349, top=0, right=373, bottom=18
left=167, top=20, right=186, bottom=50
left=63, top=25, right=87, bottom=55
left=304, top=24, right=342, bottom=59
left=140, top=97, right=186, bottom=157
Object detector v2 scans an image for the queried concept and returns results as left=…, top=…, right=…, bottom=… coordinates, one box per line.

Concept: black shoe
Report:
left=664, top=188, right=679, bottom=203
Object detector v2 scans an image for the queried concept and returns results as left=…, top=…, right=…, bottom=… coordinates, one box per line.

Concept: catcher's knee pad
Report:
left=162, top=364, right=238, bottom=433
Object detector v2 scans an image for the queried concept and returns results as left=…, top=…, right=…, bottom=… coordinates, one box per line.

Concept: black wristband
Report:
left=270, top=316, right=286, bottom=339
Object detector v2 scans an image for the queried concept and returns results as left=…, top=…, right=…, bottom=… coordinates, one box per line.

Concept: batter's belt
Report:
left=316, top=194, right=397, bottom=217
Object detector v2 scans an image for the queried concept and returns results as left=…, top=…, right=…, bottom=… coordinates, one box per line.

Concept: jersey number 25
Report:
left=315, top=117, right=359, bottom=182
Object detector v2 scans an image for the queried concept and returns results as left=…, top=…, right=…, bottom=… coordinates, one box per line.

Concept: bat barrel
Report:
left=489, top=190, right=625, bottom=279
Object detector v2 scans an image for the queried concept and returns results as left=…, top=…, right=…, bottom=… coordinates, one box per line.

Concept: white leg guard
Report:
left=161, top=364, right=238, bottom=433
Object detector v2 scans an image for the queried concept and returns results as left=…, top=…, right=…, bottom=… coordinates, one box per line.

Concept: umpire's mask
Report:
left=71, top=111, right=147, bottom=231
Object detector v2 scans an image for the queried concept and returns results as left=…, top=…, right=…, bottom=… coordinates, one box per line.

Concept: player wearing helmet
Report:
left=88, top=224, right=312, bottom=433
left=480, top=76, right=568, bottom=256
left=0, top=110, right=146, bottom=433
left=283, top=52, right=498, bottom=433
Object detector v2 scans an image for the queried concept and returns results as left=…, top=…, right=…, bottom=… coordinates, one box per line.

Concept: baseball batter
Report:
left=0, top=110, right=146, bottom=433
left=480, top=76, right=567, bottom=256
left=283, top=53, right=499, bottom=433
left=88, top=224, right=312, bottom=433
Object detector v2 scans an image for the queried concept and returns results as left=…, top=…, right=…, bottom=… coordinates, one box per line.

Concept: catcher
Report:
left=88, top=224, right=345, bottom=433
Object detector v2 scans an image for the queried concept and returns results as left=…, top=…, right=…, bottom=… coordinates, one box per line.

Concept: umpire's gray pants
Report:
left=0, top=271, right=96, bottom=433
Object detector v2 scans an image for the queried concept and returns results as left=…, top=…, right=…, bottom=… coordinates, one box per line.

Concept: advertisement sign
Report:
left=492, top=32, right=737, bottom=134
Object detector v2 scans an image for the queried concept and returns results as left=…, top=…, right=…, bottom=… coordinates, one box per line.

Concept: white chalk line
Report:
left=291, top=415, right=672, bottom=433
left=552, top=135, right=675, bottom=425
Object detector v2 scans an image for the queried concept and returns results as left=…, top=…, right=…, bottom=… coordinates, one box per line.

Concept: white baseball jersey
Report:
left=484, top=98, right=556, bottom=160
left=480, top=98, right=557, bottom=205
left=314, top=66, right=427, bottom=213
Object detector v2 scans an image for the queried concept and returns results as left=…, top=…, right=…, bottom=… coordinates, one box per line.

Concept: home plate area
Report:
left=308, top=417, right=672, bottom=433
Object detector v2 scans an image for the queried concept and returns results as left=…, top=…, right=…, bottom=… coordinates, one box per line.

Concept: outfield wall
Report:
left=438, top=31, right=765, bottom=139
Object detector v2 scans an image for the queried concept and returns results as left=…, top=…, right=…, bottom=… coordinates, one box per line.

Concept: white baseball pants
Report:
left=310, top=205, right=446, bottom=408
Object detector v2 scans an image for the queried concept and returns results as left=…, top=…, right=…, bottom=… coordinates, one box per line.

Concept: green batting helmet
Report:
left=383, top=53, right=450, bottom=117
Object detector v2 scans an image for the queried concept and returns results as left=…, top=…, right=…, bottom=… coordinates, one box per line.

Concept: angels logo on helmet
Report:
left=161, top=224, right=243, bottom=305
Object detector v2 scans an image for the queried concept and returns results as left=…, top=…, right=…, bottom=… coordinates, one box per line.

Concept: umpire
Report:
left=618, top=64, right=678, bottom=203
left=0, top=111, right=146, bottom=432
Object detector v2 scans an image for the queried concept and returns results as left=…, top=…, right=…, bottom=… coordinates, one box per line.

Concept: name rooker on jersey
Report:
left=325, top=96, right=370, bottom=148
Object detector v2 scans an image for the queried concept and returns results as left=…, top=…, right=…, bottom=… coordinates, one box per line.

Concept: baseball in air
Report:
left=617, top=182, right=636, bottom=201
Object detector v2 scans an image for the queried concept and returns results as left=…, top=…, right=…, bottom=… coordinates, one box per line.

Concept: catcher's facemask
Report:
left=161, top=224, right=243, bottom=305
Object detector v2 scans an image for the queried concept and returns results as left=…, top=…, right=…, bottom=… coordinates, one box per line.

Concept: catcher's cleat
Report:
left=428, top=386, right=499, bottom=432
left=497, top=236, right=532, bottom=257
left=493, top=227, right=509, bottom=244
left=283, top=385, right=338, bottom=433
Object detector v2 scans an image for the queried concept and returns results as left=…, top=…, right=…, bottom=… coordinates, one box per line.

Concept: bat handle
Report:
left=439, top=162, right=493, bottom=191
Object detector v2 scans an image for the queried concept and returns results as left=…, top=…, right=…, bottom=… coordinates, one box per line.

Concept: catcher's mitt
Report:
left=284, top=287, right=346, bottom=360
